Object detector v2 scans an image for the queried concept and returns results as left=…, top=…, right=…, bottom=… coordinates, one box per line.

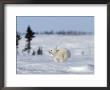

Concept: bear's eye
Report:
left=51, top=50, right=52, bottom=51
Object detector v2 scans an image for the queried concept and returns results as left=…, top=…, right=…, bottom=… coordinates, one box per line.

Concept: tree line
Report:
left=34, top=30, right=93, bottom=35
left=19, top=30, right=93, bottom=36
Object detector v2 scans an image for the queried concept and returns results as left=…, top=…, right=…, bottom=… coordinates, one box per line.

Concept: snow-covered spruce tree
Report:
left=32, top=50, right=36, bottom=55
left=16, top=32, right=21, bottom=54
left=37, top=47, right=43, bottom=55
left=24, top=26, right=35, bottom=53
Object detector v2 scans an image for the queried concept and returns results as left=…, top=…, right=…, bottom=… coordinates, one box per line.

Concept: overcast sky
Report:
left=16, top=16, right=94, bottom=33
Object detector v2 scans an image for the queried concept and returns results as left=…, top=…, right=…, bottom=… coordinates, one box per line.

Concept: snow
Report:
left=17, top=35, right=94, bottom=74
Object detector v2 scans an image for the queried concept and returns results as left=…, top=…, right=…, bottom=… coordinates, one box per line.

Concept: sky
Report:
left=16, top=16, right=94, bottom=33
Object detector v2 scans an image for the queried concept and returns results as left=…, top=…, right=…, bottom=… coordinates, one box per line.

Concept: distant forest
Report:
left=20, top=30, right=93, bottom=35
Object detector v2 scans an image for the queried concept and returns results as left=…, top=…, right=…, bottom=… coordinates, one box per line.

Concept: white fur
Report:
left=48, top=48, right=71, bottom=62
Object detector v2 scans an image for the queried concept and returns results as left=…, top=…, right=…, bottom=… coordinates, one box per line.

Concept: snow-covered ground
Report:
left=17, top=35, right=94, bottom=74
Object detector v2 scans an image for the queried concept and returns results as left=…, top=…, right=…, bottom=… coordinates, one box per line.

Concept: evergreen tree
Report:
left=32, top=50, right=36, bottom=55
left=37, top=47, right=43, bottom=55
left=16, top=32, right=21, bottom=54
left=24, top=25, right=35, bottom=53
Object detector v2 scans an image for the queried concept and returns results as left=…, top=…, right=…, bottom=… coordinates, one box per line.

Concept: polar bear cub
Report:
left=48, top=48, right=71, bottom=62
